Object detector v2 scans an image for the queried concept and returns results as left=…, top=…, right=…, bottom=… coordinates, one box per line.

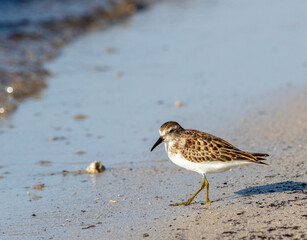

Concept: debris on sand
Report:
left=76, top=151, right=86, bottom=156
left=37, top=160, right=52, bottom=166
left=82, top=225, right=95, bottom=229
left=86, top=161, right=106, bottom=174
left=32, top=195, right=43, bottom=201
left=32, top=184, right=45, bottom=190
left=105, top=47, right=115, bottom=54
left=114, top=72, right=122, bottom=78
left=74, top=114, right=87, bottom=121
left=174, top=101, right=182, bottom=108
left=48, top=136, right=66, bottom=141
left=62, top=170, right=70, bottom=175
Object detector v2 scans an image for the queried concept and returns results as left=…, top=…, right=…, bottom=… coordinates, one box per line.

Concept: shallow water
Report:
left=0, top=0, right=110, bottom=23
left=0, top=0, right=144, bottom=117
left=1, top=0, right=307, bottom=237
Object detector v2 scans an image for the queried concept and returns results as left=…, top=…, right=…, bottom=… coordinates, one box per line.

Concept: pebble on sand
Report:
left=86, top=161, right=106, bottom=174
left=76, top=151, right=86, bottom=156
left=174, top=101, right=182, bottom=108
left=74, top=114, right=87, bottom=120
left=32, top=195, right=43, bottom=201
left=105, top=47, right=115, bottom=53
left=48, top=136, right=66, bottom=141
left=114, top=72, right=122, bottom=78
left=32, top=184, right=45, bottom=190
left=37, top=160, right=52, bottom=165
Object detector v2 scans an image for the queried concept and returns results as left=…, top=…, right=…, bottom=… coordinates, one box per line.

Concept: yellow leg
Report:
left=204, top=174, right=210, bottom=204
left=170, top=174, right=210, bottom=206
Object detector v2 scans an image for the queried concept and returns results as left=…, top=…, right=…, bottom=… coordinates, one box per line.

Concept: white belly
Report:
left=168, top=153, right=251, bottom=175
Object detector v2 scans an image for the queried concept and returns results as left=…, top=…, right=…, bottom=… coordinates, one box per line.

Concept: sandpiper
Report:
left=151, top=121, right=269, bottom=206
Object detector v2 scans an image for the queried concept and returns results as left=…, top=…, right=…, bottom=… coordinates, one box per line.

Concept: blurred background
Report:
left=0, top=0, right=150, bottom=115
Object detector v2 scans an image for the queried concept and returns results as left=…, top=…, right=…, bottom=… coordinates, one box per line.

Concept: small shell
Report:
left=86, top=161, right=105, bottom=174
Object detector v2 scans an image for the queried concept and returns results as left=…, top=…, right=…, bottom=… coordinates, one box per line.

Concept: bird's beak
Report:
left=151, top=136, right=163, bottom=152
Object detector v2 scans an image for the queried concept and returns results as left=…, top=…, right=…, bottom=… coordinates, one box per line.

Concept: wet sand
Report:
left=0, top=0, right=307, bottom=239
left=1, top=89, right=306, bottom=239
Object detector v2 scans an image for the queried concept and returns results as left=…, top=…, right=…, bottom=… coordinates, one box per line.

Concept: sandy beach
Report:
left=0, top=0, right=306, bottom=239
left=1, top=88, right=306, bottom=239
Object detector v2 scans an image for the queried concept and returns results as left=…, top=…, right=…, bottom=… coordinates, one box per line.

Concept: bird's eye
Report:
left=169, top=129, right=174, bottom=133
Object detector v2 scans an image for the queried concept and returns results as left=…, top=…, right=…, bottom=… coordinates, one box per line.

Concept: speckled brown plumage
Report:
left=177, top=129, right=268, bottom=164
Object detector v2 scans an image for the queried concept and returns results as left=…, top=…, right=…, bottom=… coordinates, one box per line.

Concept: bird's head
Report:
left=151, top=121, right=184, bottom=151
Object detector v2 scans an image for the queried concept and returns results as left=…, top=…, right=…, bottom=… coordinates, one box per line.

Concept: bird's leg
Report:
left=170, top=174, right=207, bottom=206
left=204, top=174, right=210, bottom=204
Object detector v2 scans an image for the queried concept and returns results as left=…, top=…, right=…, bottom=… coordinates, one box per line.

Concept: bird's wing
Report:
left=180, top=130, right=264, bottom=164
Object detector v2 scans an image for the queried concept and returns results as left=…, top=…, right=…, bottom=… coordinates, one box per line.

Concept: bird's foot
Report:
left=200, top=200, right=211, bottom=205
left=169, top=199, right=194, bottom=206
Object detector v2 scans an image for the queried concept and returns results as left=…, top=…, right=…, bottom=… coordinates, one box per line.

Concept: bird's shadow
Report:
left=235, top=181, right=307, bottom=196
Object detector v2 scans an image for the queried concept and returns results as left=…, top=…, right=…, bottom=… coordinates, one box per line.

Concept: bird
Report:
left=150, top=121, right=269, bottom=206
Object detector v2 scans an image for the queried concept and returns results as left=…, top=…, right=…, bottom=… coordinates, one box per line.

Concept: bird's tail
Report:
left=251, top=152, right=269, bottom=165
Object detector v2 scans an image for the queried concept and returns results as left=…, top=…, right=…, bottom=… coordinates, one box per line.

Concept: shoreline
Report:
left=0, top=0, right=152, bottom=117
